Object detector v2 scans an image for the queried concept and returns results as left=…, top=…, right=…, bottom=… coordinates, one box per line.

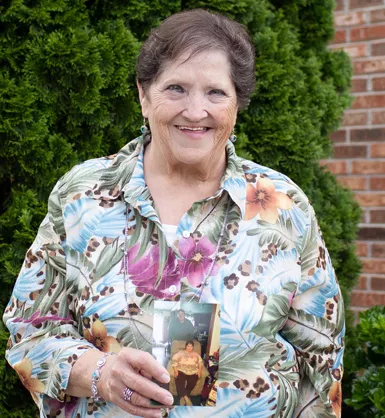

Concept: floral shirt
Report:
left=3, top=136, right=344, bottom=418
left=172, top=351, right=203, bottom=376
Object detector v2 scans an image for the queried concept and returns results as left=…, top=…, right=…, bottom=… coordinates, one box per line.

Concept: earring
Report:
left=140, top=118, right=149, bottom=135
left=230, top=128, right=237, bottom=143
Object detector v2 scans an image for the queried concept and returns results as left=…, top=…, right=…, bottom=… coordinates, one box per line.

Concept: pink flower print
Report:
left=178, top=236, right=219, bottom=287
left=124, top=244, right=180, bottom=299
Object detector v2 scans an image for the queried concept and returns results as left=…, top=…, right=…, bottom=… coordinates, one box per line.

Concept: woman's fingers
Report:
left=123, top=348, right=170, bottom=383
left=118, top=367, right=174, bottom=406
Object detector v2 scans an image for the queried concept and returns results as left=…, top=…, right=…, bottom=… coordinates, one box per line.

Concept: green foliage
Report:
left=0, top=0, right=360, bottom=414
left=345, top=307, right=385, bottom=417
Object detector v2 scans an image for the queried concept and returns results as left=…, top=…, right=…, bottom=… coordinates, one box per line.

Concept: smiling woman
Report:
left=3, top=8, right=344, bottom=418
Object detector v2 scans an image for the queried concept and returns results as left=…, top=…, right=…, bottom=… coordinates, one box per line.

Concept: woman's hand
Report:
left=174, top=369, right=179, bottom=378
left=98, top=347, right=173, bottom=418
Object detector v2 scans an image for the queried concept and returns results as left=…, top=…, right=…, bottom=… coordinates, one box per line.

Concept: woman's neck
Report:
left=143, top=140, right=227, bottom=189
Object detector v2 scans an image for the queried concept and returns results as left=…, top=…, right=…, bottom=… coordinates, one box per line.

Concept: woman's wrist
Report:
left=91, top=352, right=115, bottom=402
left=67, top=349, right=110, bottom=398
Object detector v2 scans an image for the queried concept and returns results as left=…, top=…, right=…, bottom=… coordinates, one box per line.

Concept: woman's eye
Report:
left=167, top=84, right=184, bottom=93
left=209, top=89, right=226, bottom=96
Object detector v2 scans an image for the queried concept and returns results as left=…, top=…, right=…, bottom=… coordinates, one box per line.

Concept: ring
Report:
left=123, top=387, right=134, bottom=403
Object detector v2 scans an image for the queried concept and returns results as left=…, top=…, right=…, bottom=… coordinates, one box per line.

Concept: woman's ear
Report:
left=137, top=81, right=149, bottom=118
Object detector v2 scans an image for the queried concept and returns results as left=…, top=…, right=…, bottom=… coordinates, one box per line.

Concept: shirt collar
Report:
left=88, top=136, right=247, bottom=219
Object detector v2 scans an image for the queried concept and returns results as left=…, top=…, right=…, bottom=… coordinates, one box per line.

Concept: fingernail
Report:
left=164, top=394, right=174, bottom=405
left=161, top=373, right=170, bottom=383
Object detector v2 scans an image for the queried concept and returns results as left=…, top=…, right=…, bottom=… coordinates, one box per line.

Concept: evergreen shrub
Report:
left=345, top=306, right=385, bottom=418
left=0, top=0, right=360, bottom=414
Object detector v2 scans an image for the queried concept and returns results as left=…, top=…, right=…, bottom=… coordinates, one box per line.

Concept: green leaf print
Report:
left=92, top=237, right=124, bottom=282
left=154, top=228, right=168, bottom=289
left=249, top=282, right=297, bottom=342
left=38, top=361, right=63, bottom=399
left=61, top=163, right=102, bottom=196
left=66, top=248, right=95, bottom=286
left=274, top=371, right=298, bottom=418
left=300, top=210, right=319, bottom=276
left=247, top=216, right=297, bottom=251
left=99, top=146, right=137, bottom=191
left=287, top=188, right=309, bottom=216
left=281, top=308, right=336, bottom=353
left=134, top=221, right=154, bottom=261
left=219, top=341, right=276, bottom=382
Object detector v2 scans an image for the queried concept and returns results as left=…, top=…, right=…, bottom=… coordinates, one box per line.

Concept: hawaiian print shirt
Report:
left=3, top=136, right=344, bottom=418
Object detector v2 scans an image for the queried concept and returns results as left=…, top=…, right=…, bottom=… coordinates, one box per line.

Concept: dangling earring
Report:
left=140, top=118, right=150, bottom=135
left=230, top=128, right=237, bottom=143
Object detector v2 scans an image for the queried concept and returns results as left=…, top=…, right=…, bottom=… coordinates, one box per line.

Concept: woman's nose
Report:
left=182, top=93, right=208, bottom=121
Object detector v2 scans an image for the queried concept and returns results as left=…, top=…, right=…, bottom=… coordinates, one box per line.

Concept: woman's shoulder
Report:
left=54, top=138, right=141, bottom=202
left=238, top=156, right=312, bottom=218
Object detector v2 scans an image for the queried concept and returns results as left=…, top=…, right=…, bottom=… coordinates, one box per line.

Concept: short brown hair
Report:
left=136, top=9, right=255, bottom=110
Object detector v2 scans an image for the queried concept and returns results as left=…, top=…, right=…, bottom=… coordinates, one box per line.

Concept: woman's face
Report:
left=186, top=343, right=194, bottom=352
left=138, top=49, right=238, bottom=167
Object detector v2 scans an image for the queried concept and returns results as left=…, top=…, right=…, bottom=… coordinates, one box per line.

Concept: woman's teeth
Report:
left=177, top=126, right=208, bottom=131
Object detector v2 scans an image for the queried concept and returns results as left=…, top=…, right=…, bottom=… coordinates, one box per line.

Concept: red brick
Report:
left=335, top=0, right=345, bottom=11
left=371, top=277, right=385, bottom=290
left=320, top=160, right=347, bottom=174
left=363, top=258, right=385, bottom=273
left=350, top=0, right=383, bottom=8
left=351, top=291, right=385, bottom=308
left=343, top=111, right=368, bottom=125
left=330, top=130, right=346, bottom=143
left=372, top=242, right=385, bottom=256
left=371, top=210, right=385, bottom=223
left=352, top=94, right=385, bottom=109
left=372, top=111, right=385, bottom=124
left=370, top=177, right=385, bottom=190
left=357, top=275, right=369, bottom=290
left=355, top=192, right=385, bottom=206
left=351, top=160, right=385, bottom=174
left=372, top=42, right=385, bottom=56
left=335, top=11, right=366, bottom=26
left=351, top=128, right=385, bottom=142
left=371, top=144, right=385, bottom=157
left=371, top=9, right=385, bottom=23
left=356, top=241, right=369, bottom=256
left=339, top=176, right=367, bottom=190
left=354, top=58, right=385, bottom=74
left=333, top=145, right=367, bottom=158
left=351, top=78, right=367, bottom=93
left=351, top=25, right=385, bottom=42
left=358, top=227, right=385, bottom=239
left=342, top=44, right=368, bottom=58
left=332, top=29, right=347, bottom=44
left=373, top=77, right=385, bottom=91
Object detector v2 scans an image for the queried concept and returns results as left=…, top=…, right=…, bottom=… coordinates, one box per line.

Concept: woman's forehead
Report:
left=157, top=49, right=232, bottom=83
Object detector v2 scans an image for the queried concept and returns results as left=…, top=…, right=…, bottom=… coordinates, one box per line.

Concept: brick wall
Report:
left=325, top=0, right=385, bottom=315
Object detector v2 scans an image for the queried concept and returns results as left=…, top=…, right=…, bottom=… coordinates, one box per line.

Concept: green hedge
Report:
left=0, top=0, right=360, bottom=415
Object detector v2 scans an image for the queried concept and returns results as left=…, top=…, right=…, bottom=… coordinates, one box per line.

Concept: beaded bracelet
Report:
left=91, top=352, right=114, bottom=402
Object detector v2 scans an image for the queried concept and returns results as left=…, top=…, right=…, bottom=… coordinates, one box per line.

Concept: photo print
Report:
left=152, top=301, right=220, bottom=407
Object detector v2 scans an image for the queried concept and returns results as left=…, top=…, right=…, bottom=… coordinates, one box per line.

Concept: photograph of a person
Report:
left=153, top=301, right=220, bottom=407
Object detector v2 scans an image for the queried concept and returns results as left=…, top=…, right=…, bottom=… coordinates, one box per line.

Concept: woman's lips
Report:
left=175, top=125, right=211, bottom=138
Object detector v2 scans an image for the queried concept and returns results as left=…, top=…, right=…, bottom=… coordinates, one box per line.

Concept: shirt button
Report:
left=182, top=230, right=190, bottom=238
left=169, top=285, right=177, bottom=294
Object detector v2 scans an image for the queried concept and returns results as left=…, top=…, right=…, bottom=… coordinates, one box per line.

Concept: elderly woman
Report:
left=172, top=341, right=203, bottom=406
left=3, top=8, right=344, bottom=418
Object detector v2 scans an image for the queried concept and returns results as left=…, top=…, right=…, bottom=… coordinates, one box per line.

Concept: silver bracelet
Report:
left=91, top=352, right=114, bottom=402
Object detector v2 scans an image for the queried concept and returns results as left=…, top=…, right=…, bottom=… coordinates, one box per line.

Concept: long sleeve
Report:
left=281, top=205, right=345, bottom=418
left=3, top=181, right=95, bottom=406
